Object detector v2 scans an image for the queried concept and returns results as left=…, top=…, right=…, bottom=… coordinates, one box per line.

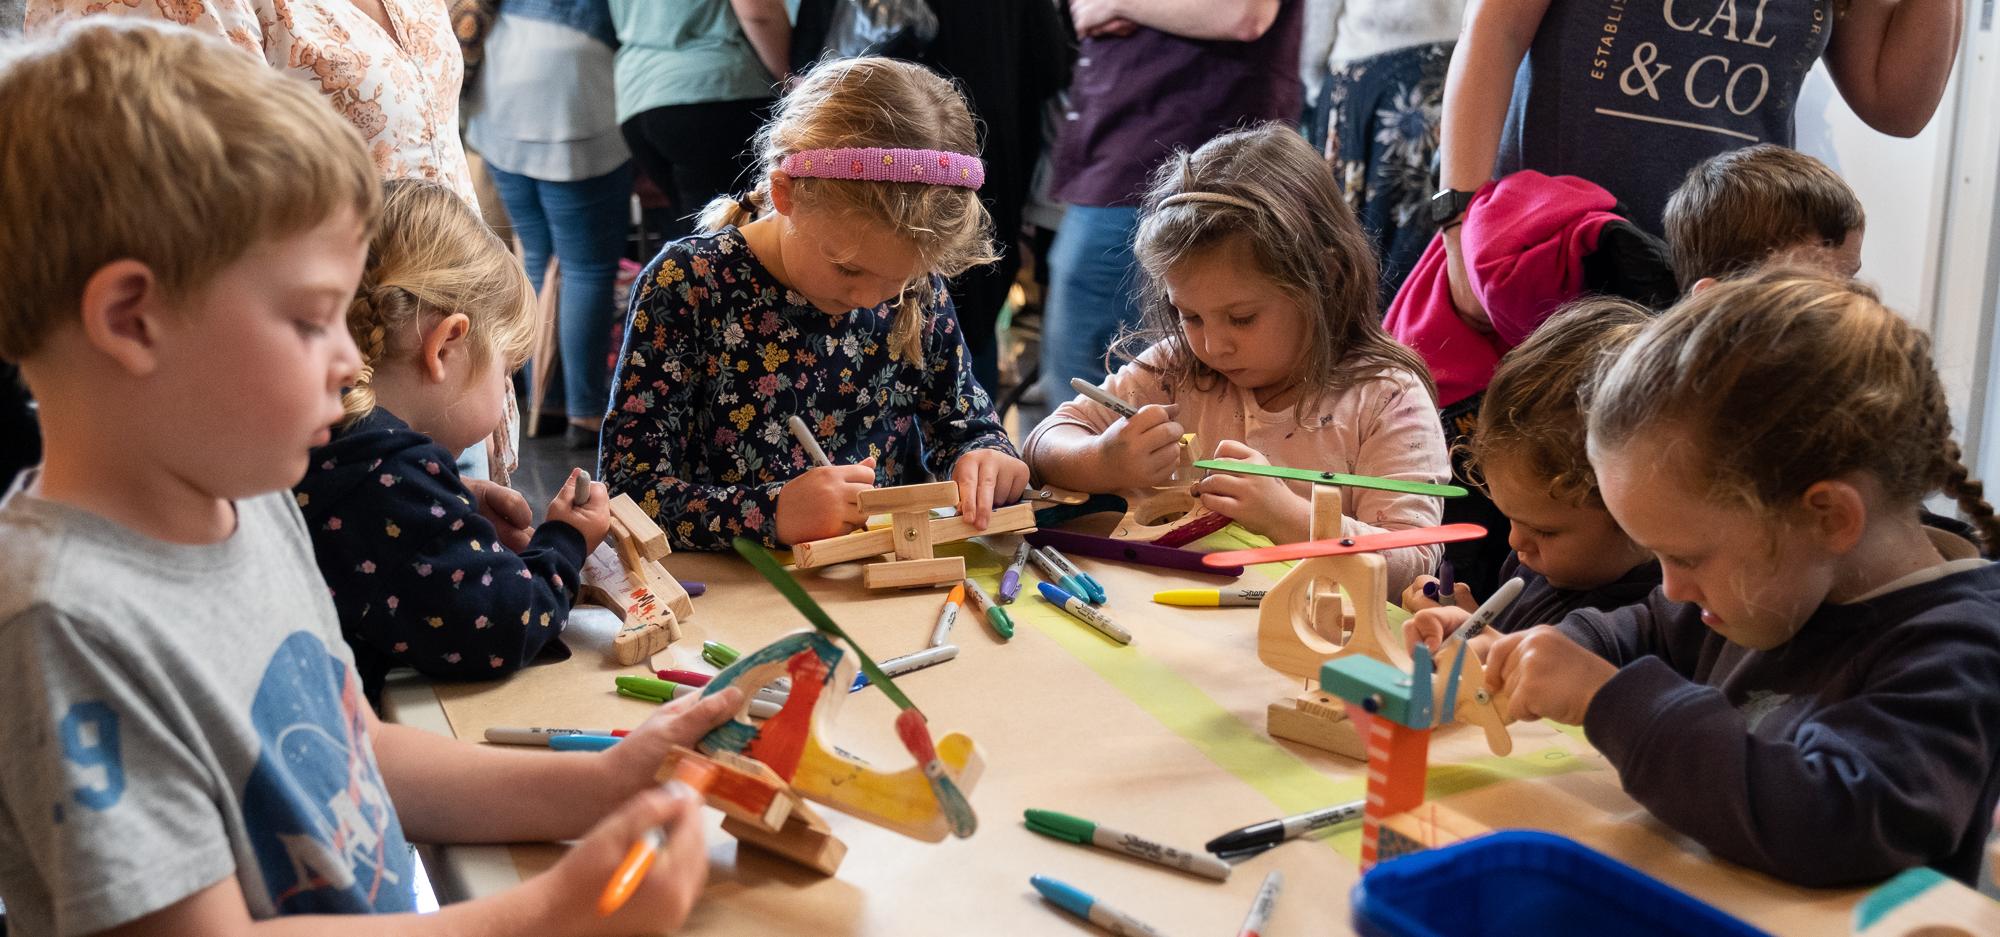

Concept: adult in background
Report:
left=610, top=0, right=787, bottom=238
left=1038, top=0, right=1303, bottom=418
left=464, top=0, right=631, bottom=449
left=1300, top=0, right=1464, bottom=305
left=1435, top=0, right=1960, bottom=328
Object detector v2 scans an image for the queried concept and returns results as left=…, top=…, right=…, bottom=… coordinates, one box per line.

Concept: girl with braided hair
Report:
left=293, top=179, right=610, bottom=706
left=1482, top=268, right=2000, bottom=887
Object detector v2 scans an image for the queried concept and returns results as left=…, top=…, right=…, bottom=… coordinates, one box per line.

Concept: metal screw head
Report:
left=1339, top=538, right=1355, bottom=547
left=903, top=529, right=916, bottom=540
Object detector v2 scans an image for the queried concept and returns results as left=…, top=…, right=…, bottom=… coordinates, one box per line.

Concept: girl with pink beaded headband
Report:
left=604, top=57, right=1028, bottom=556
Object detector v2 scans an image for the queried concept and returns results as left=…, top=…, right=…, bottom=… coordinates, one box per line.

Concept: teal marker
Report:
left=1031, top=875, right=1167, bottom=937
left=961, top=578, right=1013, bottom=640
left=1029, top=547, right=1093, bottom=603
left=1025, top=809, right=1230, bottom=880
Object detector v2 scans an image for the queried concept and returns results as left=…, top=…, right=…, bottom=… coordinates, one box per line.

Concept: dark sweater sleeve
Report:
left=1576, top=616, right=2000, bottom=887
left=601, top=250, right=786, bottom=550
left=1554, top=586, right=1687, bottom=666
left=323, top=457, right=585, bottom=687
left=914, top=290, right=1017, bottom=477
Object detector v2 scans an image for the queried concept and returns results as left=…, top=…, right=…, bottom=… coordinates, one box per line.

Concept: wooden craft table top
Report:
left=382, top=531, right=1868, bottom=936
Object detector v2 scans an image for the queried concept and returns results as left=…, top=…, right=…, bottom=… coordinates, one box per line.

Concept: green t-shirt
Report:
left=608, top=0, right=775, bottom=123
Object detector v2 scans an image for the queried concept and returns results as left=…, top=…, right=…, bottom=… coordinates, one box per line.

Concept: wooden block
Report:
left=1308, top=486, right=1343, bottom=541
left=638, top=557, right=695, bottom=622
left=722, top=799, right=847, bottom=876
left=607, top=494, right=669, bottom=561
left=925, top=501, right=1037, bottom=543
left=793, top=502, right=1038, bottom=569
left=611, top=617, right=676, bottom=665
left=863, top=556, right=965, bottom=589
left=891, top=510, right=934, bottom=561
left=856, top=480, right=960, bottom=515
left=657, top=747, right=794, bottom=834
left=1267, top=697, right=1366, bottom=760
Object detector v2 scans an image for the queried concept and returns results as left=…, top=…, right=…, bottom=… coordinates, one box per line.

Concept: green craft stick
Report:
left=731, top=538, right=914, bottom=711
left=1194, top=459, right=1469, bottom=497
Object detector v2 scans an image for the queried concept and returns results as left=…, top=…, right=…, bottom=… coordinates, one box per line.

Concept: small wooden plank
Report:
left=863, top=556, right=965, bottom=590
left=1309, top=486, right=1342, bottom=542
left=1267, top=697, right=1365, bottom=760
left=793, top=501, right=1038, bottom=569
left=610, top=617, right=676, bottom=665
left=657, top=747, right=793, bottom=834
left=855, top=480, right=960, bottom=515
left=607, top=494, right=669, bottom=561
left=891, top=510, right=933, bottom=561
left=722, top=800, right=846, bottom=876
left=638, top=557, right=694, bottom=623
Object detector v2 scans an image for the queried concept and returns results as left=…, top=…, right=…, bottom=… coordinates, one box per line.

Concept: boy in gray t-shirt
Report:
left=0, top=22, right=739, bottom=937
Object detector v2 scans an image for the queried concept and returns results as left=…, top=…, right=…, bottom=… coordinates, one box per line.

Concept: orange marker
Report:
left=597, top=757, right=719, bottom=917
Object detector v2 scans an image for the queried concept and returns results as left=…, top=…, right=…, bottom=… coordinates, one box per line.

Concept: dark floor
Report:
left=514, top=430, right=597, bottom=523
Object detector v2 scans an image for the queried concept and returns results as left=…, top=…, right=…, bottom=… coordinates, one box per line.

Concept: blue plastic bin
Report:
left=1351, top=831, right=1772, bottom=937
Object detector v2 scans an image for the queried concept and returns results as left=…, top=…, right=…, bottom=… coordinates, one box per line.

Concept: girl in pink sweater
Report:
left=1025, top=123, right=1450, bottom=593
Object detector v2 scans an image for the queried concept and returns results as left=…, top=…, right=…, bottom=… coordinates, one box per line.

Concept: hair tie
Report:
left=780, top=147, right=985, bottom=189
left=1161, top=191, right=1260, bottom=213
left=735, top=193, right=759, bottom=218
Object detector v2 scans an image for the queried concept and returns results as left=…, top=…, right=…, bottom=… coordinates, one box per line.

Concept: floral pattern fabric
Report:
left=28, top=0, right=476, bottom=203
left=601, top=227, right=1015, bottom=551
left=1316, top=40, right=1452, bottom=308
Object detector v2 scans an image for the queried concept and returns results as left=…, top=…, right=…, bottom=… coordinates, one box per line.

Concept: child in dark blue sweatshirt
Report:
left=1405, top=299, right=1661, bottom=652
left=295, top=180, right=611, bottom=705
left=1482, top=270, right=2000, bottom=888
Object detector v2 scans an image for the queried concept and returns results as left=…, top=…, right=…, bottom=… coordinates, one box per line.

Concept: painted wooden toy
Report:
left=665, top=540, right=985, bottom=876
left=791, top=480, right=1037, bottom=589
left=1851, top=867, right=2000, bottom=937
left=1203, top=487, right=1495, bottom=761
left=580, top=493, right=692, bottom=665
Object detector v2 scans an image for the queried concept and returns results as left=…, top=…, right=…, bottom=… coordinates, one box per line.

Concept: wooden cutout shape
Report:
left=697, top=632, right=984, bottom=846
left=656, top=747, right=794, bottom=833
left=1108, top=434, right=1233, bottom=545
left=793, top=483, right=1035, bottom=589
left=581, top=499, right=692, bottom=664
left=1431, top=638, right=1513, bottom=756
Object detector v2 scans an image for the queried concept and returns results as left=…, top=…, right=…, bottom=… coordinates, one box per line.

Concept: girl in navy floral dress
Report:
left=602, top=58, right=1028, bottom=550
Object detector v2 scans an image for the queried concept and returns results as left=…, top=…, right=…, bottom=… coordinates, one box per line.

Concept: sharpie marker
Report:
left=701, top=640, right=740, bottom=668
left=1040, top=581, right=1131, bottom=645
left=1026, top=809, right=1230, bottom=880
left=999, top=542, right=1031, bottom=604
left=619, top=677, right=782, bottom=718
left=1068, top=377, right=1140, bottom=419
left=1031, top=875, right=1165, bottom=937
left=550, top=733, right=623, bottom=752
left=1044, top=546, right=1108, bottom=604
left=1153, top=588, right=1266, bottom=607
left=654, top=669, right=712, bottom=687
left=851, top=644, right=959, bottom=691
left=1443, top=576, right=1527, bottom=645
left=929, top=584, right=966, bottom=648
left=787, top=414, right=832, bottom=467
left=962, top=578, right=1013, bottom=640
left=1236, top=871, right=1283, bottom=937
left=1029, top=547, right=1093, bottom=605
left=1204, top=799, right=1367, bottom=854
left=484, top=726, right=628, bottom=746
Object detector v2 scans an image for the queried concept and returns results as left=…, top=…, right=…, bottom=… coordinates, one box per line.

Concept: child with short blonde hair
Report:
left=294, top=179, right=610, bottom=706
left=0, top=21, right=732, bottom=935
left=1025, top=124, right=1450, bottom=594
left=1487, top=269, right=2000, bottom=887
left=1405, top=299, right=1659, bottom=647
left=603, top=56, right=1027, bottom=550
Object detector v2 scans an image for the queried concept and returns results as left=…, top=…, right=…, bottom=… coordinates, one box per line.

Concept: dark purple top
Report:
left=1049, top=0, right=1305, bottom=207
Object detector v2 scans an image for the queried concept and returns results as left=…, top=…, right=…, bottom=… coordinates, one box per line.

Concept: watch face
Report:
left=1431, top=190, right=1469, bottom=225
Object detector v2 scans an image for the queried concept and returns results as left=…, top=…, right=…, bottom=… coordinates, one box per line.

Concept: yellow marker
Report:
left=1152, top=588, right=1267, bottom=607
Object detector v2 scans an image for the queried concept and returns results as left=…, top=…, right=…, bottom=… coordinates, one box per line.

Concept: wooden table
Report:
left=384, top=534, right=1867, bottom=936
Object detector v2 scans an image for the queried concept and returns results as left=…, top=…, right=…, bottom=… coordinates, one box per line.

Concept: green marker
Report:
left=1024, top=809, right=1230, bottom=881
left=701, top=640, right=740, bottom=669
left=1194, top=458, right=1469, bottom=497
left=961, top=578, right=1013, bottom=640
left=615, top=675, right=682, bottom=701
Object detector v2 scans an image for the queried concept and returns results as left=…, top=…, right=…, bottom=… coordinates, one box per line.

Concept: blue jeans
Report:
left=1038, top=205, right=1143, bottom=421
left=487, top=161, right=634, bottom=420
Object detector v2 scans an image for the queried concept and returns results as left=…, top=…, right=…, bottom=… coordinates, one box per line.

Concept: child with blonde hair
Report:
left=0, top=20, right=731, bottom=934
left=1024, top=123, right=1450, bottom=594
left=293, top=179, right=610, bottom=705
left=1486, top=269, right=2000, bottom=887
left=601, top=57, right=1027, bottom=550
left=1405, top=299, right=1659, bottom=649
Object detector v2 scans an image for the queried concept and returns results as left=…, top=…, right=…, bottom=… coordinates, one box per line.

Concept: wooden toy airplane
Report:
left=580, top=494, right=692, bottom=665
left=660, top=540, right=984, bottom=875
left=1198, top=487, right=1500, bottom=761
left=791, top=480, right=1037, bottom=589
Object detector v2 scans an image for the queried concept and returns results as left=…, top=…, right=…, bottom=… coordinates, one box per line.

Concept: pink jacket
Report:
left=1384, top=172, right=1627, bottom=408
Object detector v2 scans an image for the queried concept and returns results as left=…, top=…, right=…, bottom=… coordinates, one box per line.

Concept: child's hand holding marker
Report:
left=1482, top=625, right=1618, bottom=725
left=547, top=772, right=709, bottom=930
left=1401, top=574, right=1477, bottom=613
left=545, top=467, right=611, bottom=551
left=776, top=456, right=878, bottom=545
left=1093, top=402, right=1186, bottom=489
left=1404, top=605, right=1479, bottom=654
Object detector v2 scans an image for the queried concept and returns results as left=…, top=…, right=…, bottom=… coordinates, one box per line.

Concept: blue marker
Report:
left=1031, top=875, right=1166, bottom=937
left=850, top=644, right=960, bottom=691
left=548, top=733, right=623, bottom=752
left=1039, top=581, right=1132, bottom=644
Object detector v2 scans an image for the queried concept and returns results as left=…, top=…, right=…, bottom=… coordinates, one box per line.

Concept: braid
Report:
left=1909, top=331, right=1999, bottom=552
left=340, top=282, right=395, bottom=423
left=1940, top=440, right=1999, bottom=552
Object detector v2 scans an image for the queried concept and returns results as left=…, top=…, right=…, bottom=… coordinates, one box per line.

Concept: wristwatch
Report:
left=1429, top=188, right=1477, bottom=227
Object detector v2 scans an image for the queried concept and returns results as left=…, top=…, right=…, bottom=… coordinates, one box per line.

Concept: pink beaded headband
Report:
left=780, top=147, right=985, bottom=189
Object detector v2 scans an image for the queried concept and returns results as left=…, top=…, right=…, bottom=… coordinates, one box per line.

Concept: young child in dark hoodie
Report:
left=1404, top=298, right=1660, bottom=654
left=294, top=179, right=610, bottom=705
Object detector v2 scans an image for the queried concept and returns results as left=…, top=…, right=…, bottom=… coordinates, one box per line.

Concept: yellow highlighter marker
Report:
left=1152, top=588, right=1268, bottom=607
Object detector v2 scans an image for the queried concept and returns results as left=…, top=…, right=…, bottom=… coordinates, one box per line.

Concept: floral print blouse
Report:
left=28, top=0, right=476, bottom=203
left=601, top=228, right=1015, bottom=551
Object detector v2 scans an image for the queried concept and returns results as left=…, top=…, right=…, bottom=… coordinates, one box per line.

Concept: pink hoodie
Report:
left=1384, top=172, right=1626, bottom=408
